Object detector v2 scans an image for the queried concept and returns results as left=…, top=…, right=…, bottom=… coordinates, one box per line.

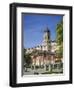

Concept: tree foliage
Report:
left=24, top=49, right=32, bottom=67
left=56, top=20, right=63, bottom=57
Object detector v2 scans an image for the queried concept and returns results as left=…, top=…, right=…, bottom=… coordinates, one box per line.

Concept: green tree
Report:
left=24, top=49, right=32, bottom=68
left=56, top=20, right=63, bottom=57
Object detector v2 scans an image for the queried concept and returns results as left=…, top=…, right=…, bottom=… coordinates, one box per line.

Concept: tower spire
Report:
left=43, top=27, right=51, bottom=51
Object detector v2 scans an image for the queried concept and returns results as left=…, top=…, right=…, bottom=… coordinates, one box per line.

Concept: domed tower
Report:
left=43, top=27, right=51, bottom=51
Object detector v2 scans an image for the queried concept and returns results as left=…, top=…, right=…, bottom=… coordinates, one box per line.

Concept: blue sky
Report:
left=22, top=13, right=63, bottom=48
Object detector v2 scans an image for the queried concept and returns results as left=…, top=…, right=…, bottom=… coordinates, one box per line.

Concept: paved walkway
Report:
left=23, top=68, right=48, bottom=75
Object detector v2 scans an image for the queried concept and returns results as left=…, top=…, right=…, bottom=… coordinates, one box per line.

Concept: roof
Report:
left=44, top=27, right=50, bottom=33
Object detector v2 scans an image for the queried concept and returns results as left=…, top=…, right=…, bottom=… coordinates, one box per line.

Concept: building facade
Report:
left=25, top=27, right=63, bottom=71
